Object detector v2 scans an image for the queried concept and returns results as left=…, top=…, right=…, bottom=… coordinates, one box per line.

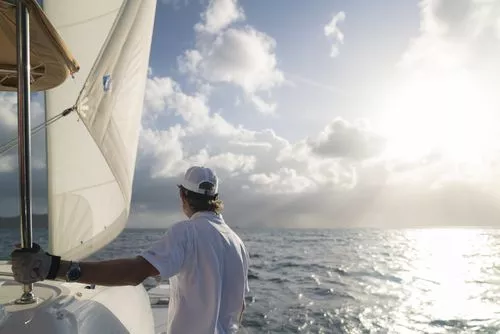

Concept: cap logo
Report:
left=199, top=181, right=215, bottom=195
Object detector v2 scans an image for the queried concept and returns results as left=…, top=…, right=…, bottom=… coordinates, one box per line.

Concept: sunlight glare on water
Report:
left=403, top=228, right=499, bottom=332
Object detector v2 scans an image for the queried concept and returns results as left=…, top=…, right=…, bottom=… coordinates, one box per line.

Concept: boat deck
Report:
left=0, top=261, right=170, bottom=333
left=149, top=284, right=170, bottom=333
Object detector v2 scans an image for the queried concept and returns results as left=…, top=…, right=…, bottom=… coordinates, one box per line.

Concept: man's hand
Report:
left=10, top=243, right=60, bottom=284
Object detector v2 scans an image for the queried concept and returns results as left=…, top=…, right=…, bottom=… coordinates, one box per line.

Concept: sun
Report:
left=377, top=70, right=498, bottom=166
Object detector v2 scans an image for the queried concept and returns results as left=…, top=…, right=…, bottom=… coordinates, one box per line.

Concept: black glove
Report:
left=10, top=243, right=61, bottom=284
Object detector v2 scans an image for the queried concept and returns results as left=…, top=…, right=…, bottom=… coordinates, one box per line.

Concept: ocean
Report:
left=1, top=227, right=500, bottom=333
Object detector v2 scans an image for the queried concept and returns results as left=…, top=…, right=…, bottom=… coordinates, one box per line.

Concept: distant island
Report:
left=0, top=214, right=48, bottom=228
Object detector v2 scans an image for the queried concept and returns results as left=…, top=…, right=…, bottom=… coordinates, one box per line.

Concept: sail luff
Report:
left=44, top=0, right=156, bottom=259
left=77, top=1, right=141, bottom=208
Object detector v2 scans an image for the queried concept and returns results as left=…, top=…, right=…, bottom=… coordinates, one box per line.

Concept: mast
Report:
left=15, top=0, right=36, bottom=304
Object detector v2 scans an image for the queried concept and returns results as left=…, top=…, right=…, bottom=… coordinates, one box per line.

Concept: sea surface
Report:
left=1, top=227, right=500, bottom=333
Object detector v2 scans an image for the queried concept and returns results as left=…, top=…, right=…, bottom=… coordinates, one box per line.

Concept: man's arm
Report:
left=56, top=256, right=159, bottom=287
left=11, top=225, right=185, bottom=286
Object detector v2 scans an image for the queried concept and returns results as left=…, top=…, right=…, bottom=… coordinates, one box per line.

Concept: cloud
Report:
left=194, top=150, right=256, bottom=173
left=138, top=74, right=354, bottom=190
left=400, top=0, right=500, bottom=71
left=143, top=76, right=239, bottom=136
left=195, top=0, right=245, bottom=34
left=0, top=93, right=46, bottom=172
left=139, top=75, right=264, bottom=179
left=180, top=28, right=284, bottom=94
left=309, top=118, right=386, bottom=161
left=324, top=11, right=346, bottom=57
left=144, top=76, right=177, bottom=117
left=0, top=94, right=19, bottom=135
left=248, top=168, right=316, bottom=194
left=0, top=93, right=50, bottom=216
left=178, top=0, right=284, bottom=113
left=133, top=75, right=392, bottom=227
left=130, top=156, right=500, bottom=228
left=131, top=68, right=500, bottom=228
left=139, top=125, right=186, bottom=178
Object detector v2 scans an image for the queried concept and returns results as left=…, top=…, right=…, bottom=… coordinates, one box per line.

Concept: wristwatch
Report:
left=66, top=262, right=82, bottom=282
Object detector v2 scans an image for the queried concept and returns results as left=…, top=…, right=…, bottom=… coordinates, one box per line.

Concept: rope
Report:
left=0, top=106, right=77, bottom=157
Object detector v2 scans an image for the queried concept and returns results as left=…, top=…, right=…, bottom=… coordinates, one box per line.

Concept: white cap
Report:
left=180, top=166, right=219, bottom=196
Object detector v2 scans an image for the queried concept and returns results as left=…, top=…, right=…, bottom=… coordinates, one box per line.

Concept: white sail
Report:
left=44, top=0, right=157, bottom=259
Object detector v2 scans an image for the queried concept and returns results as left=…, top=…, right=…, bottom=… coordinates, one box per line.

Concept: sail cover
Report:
left=0, top=0, right=79, bottom=91
left=44, top=0, right=156, bottom=259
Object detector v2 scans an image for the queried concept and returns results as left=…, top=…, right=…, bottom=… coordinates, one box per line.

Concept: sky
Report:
left=1, top=0, right=500, bottom=228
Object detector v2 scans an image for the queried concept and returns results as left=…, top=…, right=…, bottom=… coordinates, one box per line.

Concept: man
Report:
left=11, top=166, right=250, bottom=334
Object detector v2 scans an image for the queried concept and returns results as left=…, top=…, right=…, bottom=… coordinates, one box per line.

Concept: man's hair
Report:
left=179, top=184, right=224, bottom=214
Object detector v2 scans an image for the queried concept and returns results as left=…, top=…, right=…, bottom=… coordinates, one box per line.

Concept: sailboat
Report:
left=0, top=0, right=169, bottom=332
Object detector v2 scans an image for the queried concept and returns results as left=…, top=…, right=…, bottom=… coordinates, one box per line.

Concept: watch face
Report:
left=67, top=264, right=81, bottom=281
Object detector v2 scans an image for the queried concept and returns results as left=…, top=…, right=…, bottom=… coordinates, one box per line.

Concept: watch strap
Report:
left=46, top=254, right=61, bottom=280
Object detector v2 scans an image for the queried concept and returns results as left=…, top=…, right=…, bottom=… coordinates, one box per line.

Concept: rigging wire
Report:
left=0, top=106, right=76, bottom=157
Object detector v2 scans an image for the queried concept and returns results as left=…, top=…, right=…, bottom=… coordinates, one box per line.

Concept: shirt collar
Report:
left=190, top=211, right=221, bottom=220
